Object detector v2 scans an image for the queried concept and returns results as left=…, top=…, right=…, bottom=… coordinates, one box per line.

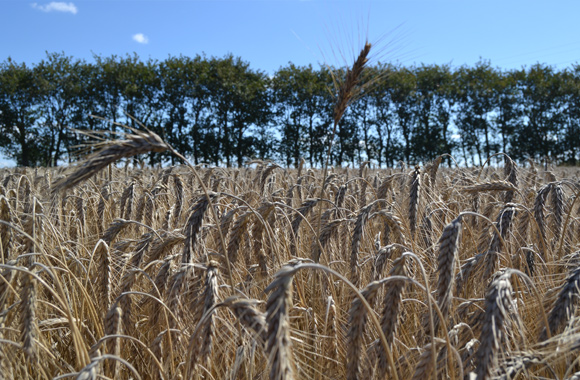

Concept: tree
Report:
left=410, top=64, right=454, bottom=163
left=364, top=63, right=402, bottom=167
left=272, top=64, right=330, bottom=167
left=561, top=64, right=580, bottom=164
left=455, top=61, right=499, bottom=165
left=159, top=55, right=212, bottom=164
left=208, top=55, right=272, bottom=167
left=388, top=67, right=416, bottom=163
left=511, top=64, right=566, bottom=163
left=0, top=59, right=44, bottom=166
left=35, top=52, right=88, bottom=165
left=492, top=69, right=521, bottom=156
left=91, top=54, right=123, bottom=128
left=349, top=86, right=378, bottom=166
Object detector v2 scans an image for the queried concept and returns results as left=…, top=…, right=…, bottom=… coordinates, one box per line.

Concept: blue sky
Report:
left=3, top=0, right=580, bottom=73
left=1, top=0, right=580, bottom=166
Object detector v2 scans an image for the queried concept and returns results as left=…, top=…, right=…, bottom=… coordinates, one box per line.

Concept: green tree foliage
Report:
left=208, top=55, right=273, bottom=167
left=456, top=61, right=498, bottom=165
left=492, top=69, right=521, bottom=156
left=410, top=64, right=455, bottom=163
left=159, top=55, right=211, bottom=164
left=272, top=64, right=330, bottom=167
left=389, top=67, right=417, bottom=163
left=561, top=65, right=580, bottom=164
left=35, top=52, right=88, bottom=165
left=2, top=52, right=580, bottom=168
left=511, top=64, right=567, bottom=162
left=0, top=60, right=44, bottom=166
left=364, top=64, right=403, bottom=167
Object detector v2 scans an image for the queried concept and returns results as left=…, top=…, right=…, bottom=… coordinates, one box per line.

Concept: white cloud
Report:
left=32, top=2, right=78, bottom=14
left=132, top=33, right=149, bottom=44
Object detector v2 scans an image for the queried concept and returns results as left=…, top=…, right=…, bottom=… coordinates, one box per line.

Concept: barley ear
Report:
left=104, top=301, right=123, bottom=378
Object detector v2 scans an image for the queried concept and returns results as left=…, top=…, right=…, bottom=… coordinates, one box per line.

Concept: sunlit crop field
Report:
left=1, top=158, right=580, bottom=379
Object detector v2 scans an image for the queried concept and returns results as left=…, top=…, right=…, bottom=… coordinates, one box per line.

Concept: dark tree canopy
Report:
left=1, top=52, right=580, bottom=168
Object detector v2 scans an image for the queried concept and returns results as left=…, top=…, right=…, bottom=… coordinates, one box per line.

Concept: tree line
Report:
left=1, top=52, right=579, bottom=167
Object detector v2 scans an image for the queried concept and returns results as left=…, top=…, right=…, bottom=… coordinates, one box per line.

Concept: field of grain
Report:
left=1, top=154, right=580, bottom=380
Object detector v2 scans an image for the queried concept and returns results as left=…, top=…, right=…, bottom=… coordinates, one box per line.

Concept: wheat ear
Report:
left=172, top=174, right=184, bottom=224
left=474, top=271, right=516, bottom=380
left=187, top=260, right=219, bottom=372
left=20, top=270, right=38, bottom=362
left=411, top=339, right=445, bottom=380
left=351, top=202, right=375, bottom=285
left=104, top=301, right=122, bottom=378
left=0, top=196, right=12, bottom=262
left=265, top=264, right=299, bottom=380
left=333, top=42, right=371, bottom=126
left=347, top=280, right=381, bottom=380
left=222, top=296, right=267, bottom=344
left=94, top=239, right=112, bottom=313
left=377, top=255, right=407, bottom=377
left=503, top=155, right=518, bottom=203
left=533, top=183, right=552, bottom=259
left=408, top=165, right=421, bottom=238
left=228, top=210, right=252, bottom=265
left=540, top=266, right=580, bottom=341
left=551, top=183, right=565, bottom=242
left=433, top=215, right=462, bottom=334
left=482, top=206, right=515, bottom=282
left=313, top=218, right=346, bottom=263
left=182, top=192, right=217, bottom=264
left=52, top=129, right=169, bottom=193
left=461, top=181, right=519, bottom=193
left=290, top=198, right=320, bottom=255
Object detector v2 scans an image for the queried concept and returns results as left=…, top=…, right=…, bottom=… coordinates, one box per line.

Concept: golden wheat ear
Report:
left=333, top=42, right=372, bottom=126
left=51, top=129, right=168, bottom=193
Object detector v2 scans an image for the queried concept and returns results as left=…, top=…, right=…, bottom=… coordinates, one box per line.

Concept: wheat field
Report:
left=2, top=43, right=580, bottom=380
left=1, top=154, right=580, bottom=380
